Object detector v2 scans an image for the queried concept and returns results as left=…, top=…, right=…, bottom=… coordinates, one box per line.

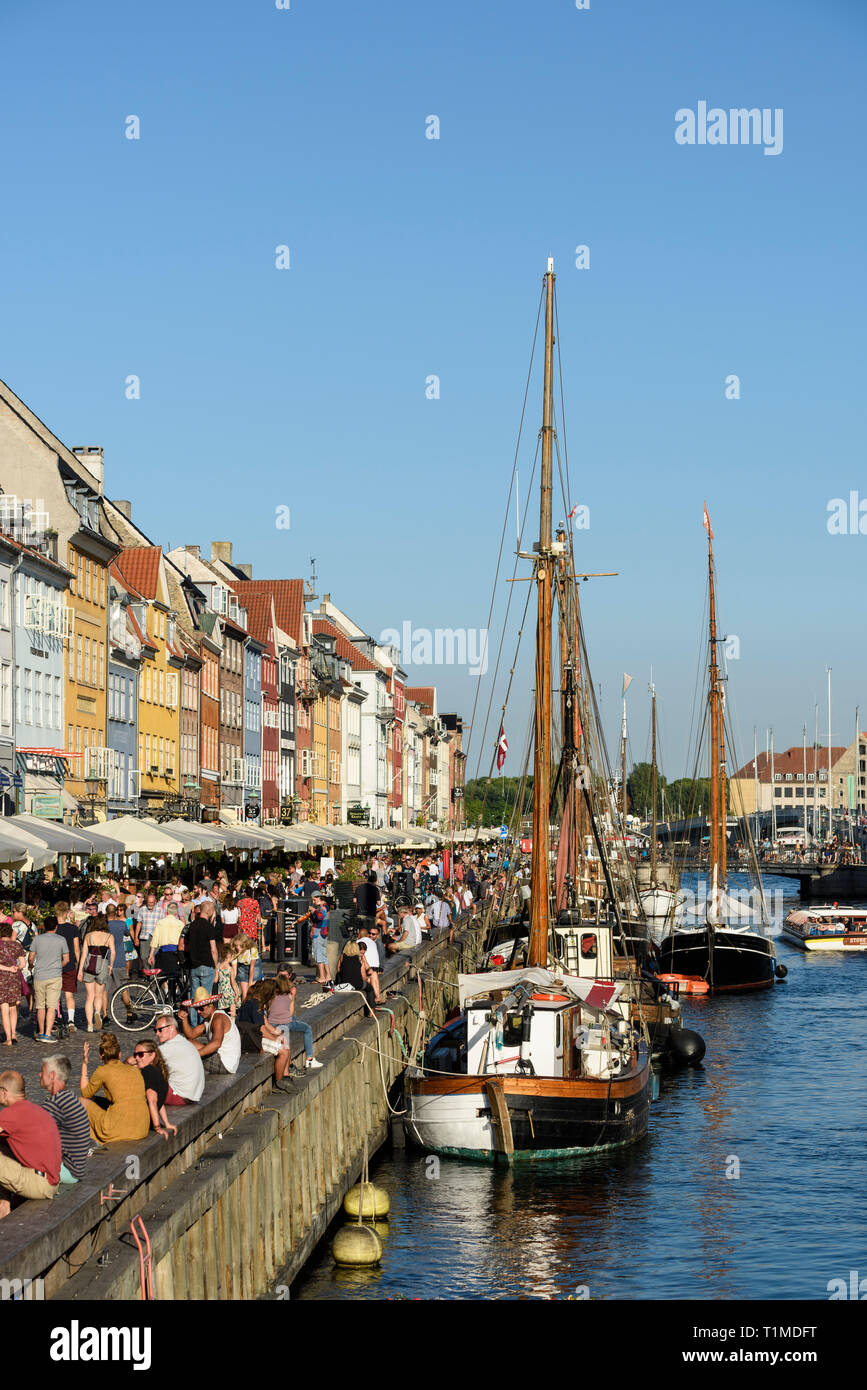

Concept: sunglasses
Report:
left=133, top=1050, right=152, bottom=1058
left=155, top=1024, right=172, bottom=1034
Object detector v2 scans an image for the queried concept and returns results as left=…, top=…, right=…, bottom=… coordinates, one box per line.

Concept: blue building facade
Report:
left=106, top=571, right=141, bottom=818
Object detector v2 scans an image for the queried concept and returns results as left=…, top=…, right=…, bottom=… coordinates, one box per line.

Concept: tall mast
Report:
left=707, top=516, right=721, bottom=919
left=803, top=723, right=808, bottom=844
left=770, top=728, right=776, bottom=842
left=620, top=701, right=628, bottom=834
left=528, top=258, right=555, bottom=969
left=827, top=666, right=832, bottom=839
left=650, top=681, right=658, bottom=884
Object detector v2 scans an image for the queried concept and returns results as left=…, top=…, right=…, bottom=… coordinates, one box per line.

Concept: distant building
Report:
left=729, top=746, right=844, bottom=820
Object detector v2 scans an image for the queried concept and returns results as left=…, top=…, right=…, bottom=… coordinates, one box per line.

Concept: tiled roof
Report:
left=732, top=747, right=848, bottom=781
left=227, top=579, right=305, bottom=648
left=406, top=686, right=435, bottom=714
left=0, top=530, right=72, bottom=581
left=114, top=546, right=162, bottom=600
left=312, top=618, right=380, bottom=673
left=240, top=592, right=275, bottom=650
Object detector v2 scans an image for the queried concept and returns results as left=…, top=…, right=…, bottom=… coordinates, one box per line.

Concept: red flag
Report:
left=496, top=724, right=509, bottom=771
left=703, top=504, right=713, bottom=539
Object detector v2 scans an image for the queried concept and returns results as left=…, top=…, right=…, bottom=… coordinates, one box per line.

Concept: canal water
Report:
left=293, top=875, right=867, bottom=1300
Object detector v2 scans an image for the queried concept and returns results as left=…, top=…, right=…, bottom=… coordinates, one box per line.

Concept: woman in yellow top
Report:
left=79, top=1031, right=149, bottom=1143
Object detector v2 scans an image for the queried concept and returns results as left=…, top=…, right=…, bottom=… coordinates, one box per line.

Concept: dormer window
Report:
left=773, top=773, right=782, bottom=781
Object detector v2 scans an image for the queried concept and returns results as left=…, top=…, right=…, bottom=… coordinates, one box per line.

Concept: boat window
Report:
left=580, top=933, right=597, bottom=959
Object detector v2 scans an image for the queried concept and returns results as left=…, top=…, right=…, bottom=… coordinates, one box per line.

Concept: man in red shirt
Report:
left=0, top=1070, right=61, bottom=1217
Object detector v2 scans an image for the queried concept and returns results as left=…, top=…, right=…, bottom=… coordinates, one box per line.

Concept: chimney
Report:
left=72, top=446, right=104, bottom=496
left=236, top=563, right=253, bottom=579
left=184, top=545, right=200, bottom=561
left=211, top=542, right=233, bottom=564
left=114, top=500, right=132, bottom=520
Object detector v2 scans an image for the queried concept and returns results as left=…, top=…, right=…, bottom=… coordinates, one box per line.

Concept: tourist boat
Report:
left=405, top=260, right=654, bottom=1161
left=658, top=512, right=781, bottom=993
left=781, top=907, right=867, bottom=951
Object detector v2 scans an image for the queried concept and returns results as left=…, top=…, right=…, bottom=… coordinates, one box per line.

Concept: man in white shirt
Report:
left=356, top=925, right=381, bottom=970
left=154, top=1012, right=206, bottom=1104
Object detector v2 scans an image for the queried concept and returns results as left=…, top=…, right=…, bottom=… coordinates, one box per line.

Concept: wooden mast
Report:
left=528, top=259, right=555, bottom=968
left=650, top=683, right=658, bottom=886
left=706, top=510, right=722, bottom=928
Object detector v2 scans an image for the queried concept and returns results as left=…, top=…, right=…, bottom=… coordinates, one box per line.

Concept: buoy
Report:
left=669, top=1027, right=706, bottom=1066
left=344, top=1182, right=390, bottom=1219
left=332, top=1223, right=382, bottom=1267
left=775, top=963, right=788, bottom=979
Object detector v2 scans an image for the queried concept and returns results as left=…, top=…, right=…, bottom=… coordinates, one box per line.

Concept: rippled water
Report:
left=293, top=876, right=867, bottom=1300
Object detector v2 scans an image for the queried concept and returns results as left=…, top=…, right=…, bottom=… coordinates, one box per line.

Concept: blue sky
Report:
left=2, top=0, right=864, bottom=781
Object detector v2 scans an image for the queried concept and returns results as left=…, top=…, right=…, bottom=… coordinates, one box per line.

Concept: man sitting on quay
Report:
left=0, top=1070, right=61, bottom=1218
left=39, top=1054, right=90, bottom=1185
left=153, top=1011, right=205, bottom=1107
left=178, top=989, right=241, bottom=1077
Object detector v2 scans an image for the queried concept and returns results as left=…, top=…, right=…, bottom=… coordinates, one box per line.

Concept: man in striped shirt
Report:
left=133, top=891, right=167, bottom=965
left=39, top=1055, right=90, bottom=1183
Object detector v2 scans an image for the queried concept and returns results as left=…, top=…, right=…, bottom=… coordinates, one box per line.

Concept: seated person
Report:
left=238, top=981, right=294, bottom=1092
left=0, top=1069, right=61, bottom=1218
left=79, top=1033, right=149, bottom=1143
left=178, top=989, right=241, bottom=1076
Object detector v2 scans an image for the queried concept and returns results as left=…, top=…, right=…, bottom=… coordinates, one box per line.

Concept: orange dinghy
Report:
left=656, top=973, right=709, bottom=996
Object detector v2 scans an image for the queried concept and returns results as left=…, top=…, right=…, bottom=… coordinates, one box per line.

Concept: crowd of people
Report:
left=0, top=846, right=490, bottom=1221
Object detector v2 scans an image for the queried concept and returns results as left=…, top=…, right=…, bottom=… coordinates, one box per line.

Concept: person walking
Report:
left=77, top=916, right=114, bottom=1032
left=28, top=916, right=68, bottom=1043
left=0, top=924, right=26, bottom=1046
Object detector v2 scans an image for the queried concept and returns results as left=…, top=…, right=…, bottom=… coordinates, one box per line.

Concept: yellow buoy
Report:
left=343, top=1182, right=390, bottom=1219
left=332, top=1223, right=382, bottom=1267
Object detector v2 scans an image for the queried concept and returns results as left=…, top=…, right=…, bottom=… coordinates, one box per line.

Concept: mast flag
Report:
left=703, top=504, right=714, bottom=539
left=496, top=724, right=509, bottom=771
left=622, top=673, right=633, bottom=698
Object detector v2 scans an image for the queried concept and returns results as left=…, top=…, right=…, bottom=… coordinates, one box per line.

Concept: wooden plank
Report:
left=238, top=1166, right=253, bottom=1301
left=187, top=1217, right=204, bottom=1300
left=484, top=1079, right=515, bottom=1157
left=200, top=1206, right=218, bottom=1302
left=153, top=1253, right=174, bottom=1301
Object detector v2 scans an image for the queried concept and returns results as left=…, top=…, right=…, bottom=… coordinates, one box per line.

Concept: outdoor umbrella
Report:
left=4, top=812, right=128, bottom=856
left=160, top=820, right=229, bottom=852
left=0, top=828, right=45, bottom=869
left=85, top=815, right=193, bottom=856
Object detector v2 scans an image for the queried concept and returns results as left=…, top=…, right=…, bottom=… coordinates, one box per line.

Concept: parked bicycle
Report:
left=108, top=965, right=191, bottom=1033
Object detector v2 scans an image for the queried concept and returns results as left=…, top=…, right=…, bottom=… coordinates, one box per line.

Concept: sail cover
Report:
left=458, top=968, right=621, bottom=1011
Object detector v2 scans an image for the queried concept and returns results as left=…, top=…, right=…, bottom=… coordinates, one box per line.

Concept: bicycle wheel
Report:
left=109, top=982, right=162, bottom=1032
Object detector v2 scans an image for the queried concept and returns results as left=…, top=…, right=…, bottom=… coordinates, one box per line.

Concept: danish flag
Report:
left=496, top=724, right=509, bottom=771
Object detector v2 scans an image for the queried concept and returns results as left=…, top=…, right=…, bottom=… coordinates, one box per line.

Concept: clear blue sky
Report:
left=2, top=0, right=864, bottom=781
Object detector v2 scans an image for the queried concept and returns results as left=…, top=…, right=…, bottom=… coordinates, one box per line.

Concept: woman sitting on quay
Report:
left=80, top=1032, right=149, bottom=1144
left=127, top=1036, right=178, bottom=1141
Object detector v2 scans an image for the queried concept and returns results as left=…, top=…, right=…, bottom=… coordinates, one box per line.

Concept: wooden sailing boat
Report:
left=657, top=512, right=779, bottom=992
left=404, top=260, right=652, bottom=1160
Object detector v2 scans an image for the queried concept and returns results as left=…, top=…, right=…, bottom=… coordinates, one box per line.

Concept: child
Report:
left=215, top=940, right=240, bottom=1018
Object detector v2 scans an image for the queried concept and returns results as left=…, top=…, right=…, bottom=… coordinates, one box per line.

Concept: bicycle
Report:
left=108, top=965, right=191, bottom=1033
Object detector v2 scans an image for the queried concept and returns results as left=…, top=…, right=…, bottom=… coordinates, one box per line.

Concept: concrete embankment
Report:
left=0, top=922, right=481, bottom=1301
